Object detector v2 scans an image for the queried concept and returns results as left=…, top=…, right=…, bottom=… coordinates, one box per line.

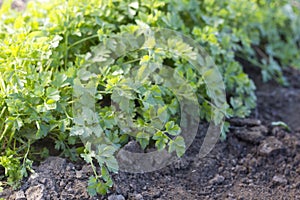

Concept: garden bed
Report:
left=1, top=66, right=300, bottom=200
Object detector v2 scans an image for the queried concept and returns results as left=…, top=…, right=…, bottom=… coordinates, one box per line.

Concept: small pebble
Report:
left=259, top=137, right=285, bottom=156
left=14, top=191, right=26, bottom=200
left=134, top=194, right=143, bottom=200
left=75, top=170, right=83, bottom=179
left=209, top=174, right=225, bottom=185
left=272, top=175, right=287, bottom=185
left=108, top=194, right=125, bottom=200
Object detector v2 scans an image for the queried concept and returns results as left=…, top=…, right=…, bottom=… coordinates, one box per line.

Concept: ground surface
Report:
left=1, top=64, right=300, bottom=200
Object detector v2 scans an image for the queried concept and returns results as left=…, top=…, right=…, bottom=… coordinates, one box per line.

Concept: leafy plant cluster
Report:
left=0, top=0, right=299, bottom=196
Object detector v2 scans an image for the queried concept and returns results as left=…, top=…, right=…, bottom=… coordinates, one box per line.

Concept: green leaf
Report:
left=157, top=105, right=169, bottom=123
left=36, top=122, right=49, bottom=139
left=91, top=45, right=112, bottom=62
left=97, top=145, right=116, bottom=157
left=153, top=131, right=169, bottom=151
left=80, top=152, right=94, bottom=163
left=87, top=176, right=98, bottom=196
left=96, top=181, right=109, bottom=195
left=165, top=121, right=181, bottom=136
left=46, top=87, right=60, bottom=101
left=168, top=136, right=186, bottom=157
left=136, top=132, right=150, bottom=149
left=95, top=145, right=119, bottom=172
left=111, top=88, right=135, bottom=113
left=70, top=126, right=91, bottom=138
left=104, top=156, right=118, bottom=173
left=52, top=73, right=68, bottom=88
left=101, top=166, right=110, bottom=182
left=76, top=68, right=97, bottom=81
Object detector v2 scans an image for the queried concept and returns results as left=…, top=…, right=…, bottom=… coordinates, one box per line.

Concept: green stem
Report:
left=7, top=128, right=15, bottom=146
left=67, top=35, right=99, bottom=50
left=0, top=76, right=6, bottom=94
left=22, top=140, right=31, bottom=168
left=64, top=32, right=69, bottom=70
left=198, top=95, right=228, bottom=117
left=64, top=2, right=70, bottom=70
left=152, top=126, right=174, bottom=140
left=0, top=106, right=6, bottom=119
left=90, top=161, right=98, bottom=179
left=0, top=124, right=10, bottom=142
left=123, top=58, right=141, bottom=65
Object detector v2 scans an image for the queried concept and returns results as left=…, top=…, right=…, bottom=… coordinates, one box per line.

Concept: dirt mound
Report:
left=111, top=121, right=300, bottom=200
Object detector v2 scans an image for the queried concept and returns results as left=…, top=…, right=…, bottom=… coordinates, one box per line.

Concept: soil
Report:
left=1, top=1, right=300, bottom=199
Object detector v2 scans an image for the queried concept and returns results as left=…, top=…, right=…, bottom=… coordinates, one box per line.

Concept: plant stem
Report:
left=0, top=124, right=8, bottom=141
left=67, top=35, right=99, bottom=50
left=0, top=106, right=6, bottom=119
left=123, top=58, right=141, bottom=65
left=64, top=1, right=70, bottom=70
left=22, top=140, right=31, bottom=169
